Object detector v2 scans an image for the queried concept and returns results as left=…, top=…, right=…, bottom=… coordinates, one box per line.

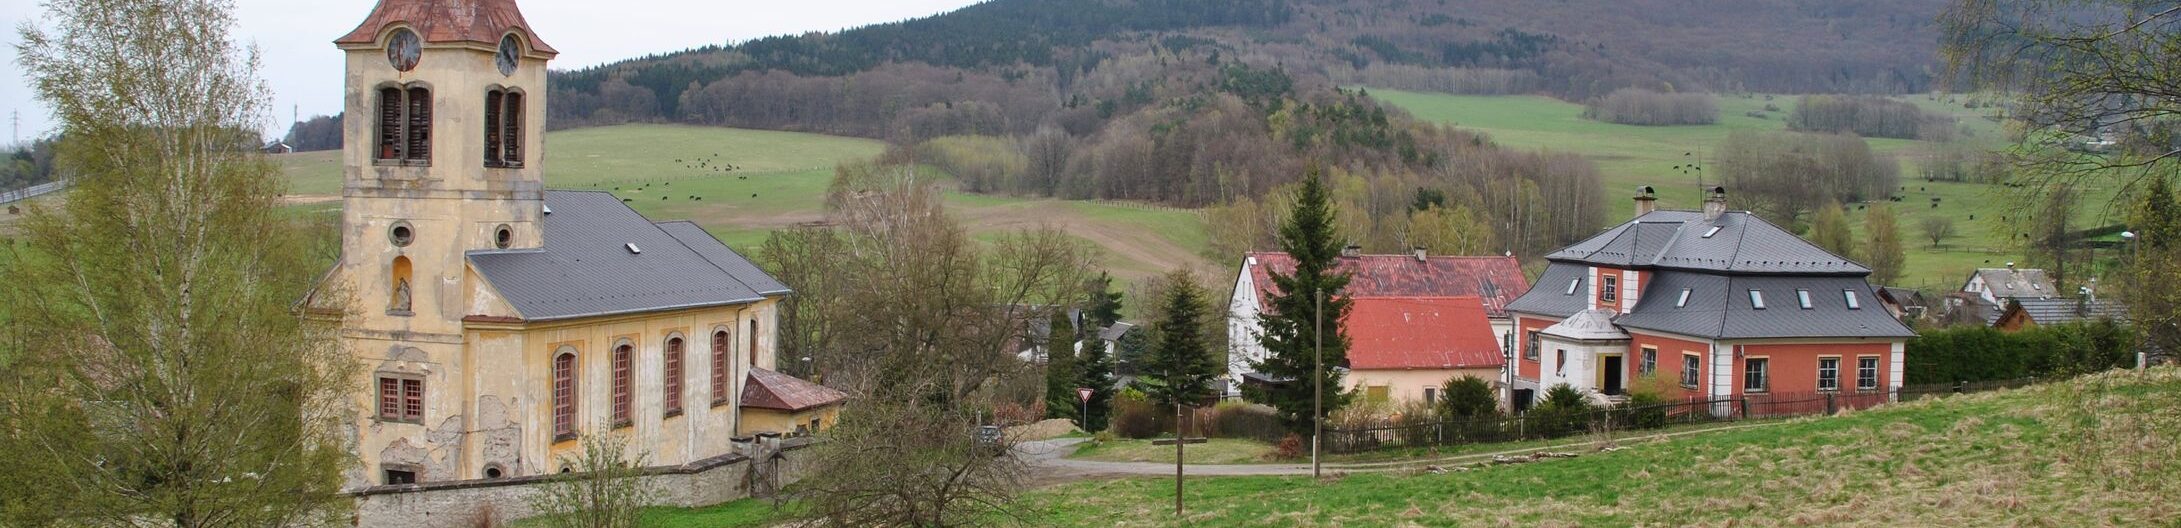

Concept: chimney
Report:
left=1341, top=244, right=1363, bottom=258
left=1412, top=246, right=1428, bottom=262
left=1633, top=185, right=1658, bottom=216
left=1703, top=186, right=1728, bottom=221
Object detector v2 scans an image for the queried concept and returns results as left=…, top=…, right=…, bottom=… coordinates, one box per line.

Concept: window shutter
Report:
left=405, top=87, right=431, bottom=161
left=503, top=93, right=524, bottom=167
left=483, top=90, right=503, bottom=166
left=378, top=88, right=402, bottom=160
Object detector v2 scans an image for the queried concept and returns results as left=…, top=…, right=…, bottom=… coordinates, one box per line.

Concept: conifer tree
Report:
left=2125, top=176, right=2181, bottom=360
left=1081, top=272, right=1124, bottom=329
left=1075, top=335, right=1117, bottom=432
left=1041, top=310, right=1080, bottom=421
left=1861, top=204, right=1906, bottom=285
left=1248, top=170, right=1355, bottom=435
left=1135, top=270, right=1220, bottom=414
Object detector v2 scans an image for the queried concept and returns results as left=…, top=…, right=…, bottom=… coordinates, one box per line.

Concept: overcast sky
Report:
left=0, top=0, right=986, bottom=142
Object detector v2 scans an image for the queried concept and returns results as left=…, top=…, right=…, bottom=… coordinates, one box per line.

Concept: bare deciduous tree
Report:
left=1921, top=216, right=1957, bottom=248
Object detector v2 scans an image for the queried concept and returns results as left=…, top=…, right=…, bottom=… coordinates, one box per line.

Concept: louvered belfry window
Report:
left=483, top=90, right=525, bottom=168
left=375, top=85, right=432, bottom=163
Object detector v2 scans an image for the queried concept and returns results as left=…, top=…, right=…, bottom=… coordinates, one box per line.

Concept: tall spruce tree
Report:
left=1075, top=336, right=1117, bottom=432
left=1041, top=310, right=1080, bottom=421
left=1081, top=272, right=1124, bottom=329
left=1248, top=171, right=1355, bottom=435
left=2125, top=176, right=2181, bottom=361
left=1135, top=270, right=1221, bottom=414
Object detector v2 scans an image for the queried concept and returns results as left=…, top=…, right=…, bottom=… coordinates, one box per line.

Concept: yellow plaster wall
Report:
left=737, top=405, right=842, bottom=437
left=1344, top=367, right=1503, bottom=404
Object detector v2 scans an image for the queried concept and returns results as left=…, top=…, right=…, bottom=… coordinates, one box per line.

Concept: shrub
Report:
left=1524, top=383, right=1596, bottom=438
left=1787, top=95, right=1956, bottom=141
left=1905, top=321, right=2134, bottom=384
left=1272, top=433, right=1305, bottom=460
left=1438, top=375, right=1499, bottom=420
left=1108, top=395, right=1166, bottom=439
left=1206, top=401, right=1284, bottom=442
left=1619, top=391, right=1670, bottom=430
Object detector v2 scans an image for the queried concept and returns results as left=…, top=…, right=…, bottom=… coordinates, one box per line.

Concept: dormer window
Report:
left=1601, top=276, right=1618, bottom=302
left=1749, top=290, right=1766, bottom=310
left=376, top=84, right=431, bottom=164
left=1796, top=289, right=1813, bottom=309
left=1676, top=288, right=1692, bottom=308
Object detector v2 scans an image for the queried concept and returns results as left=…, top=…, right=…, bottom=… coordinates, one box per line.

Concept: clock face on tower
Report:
left=385, top=29, right=421, bottom=72
left=496, top=35, right=521, bottom=76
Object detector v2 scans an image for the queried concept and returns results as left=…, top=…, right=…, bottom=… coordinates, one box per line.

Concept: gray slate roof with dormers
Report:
left=1611, top=271, right=1916, bottom=339
left=466, top=190, right=788, bottom=322
left=1504, top=262, right=1590, bottom=318
left=1547, top=210, right=1869, bottom=275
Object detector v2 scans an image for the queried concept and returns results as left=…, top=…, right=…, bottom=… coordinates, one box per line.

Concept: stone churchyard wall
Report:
left=350, top=436, right=814, bottom=527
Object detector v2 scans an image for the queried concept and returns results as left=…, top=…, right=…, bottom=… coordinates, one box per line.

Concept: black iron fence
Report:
left=1321, top=378, right=2041, bottom=454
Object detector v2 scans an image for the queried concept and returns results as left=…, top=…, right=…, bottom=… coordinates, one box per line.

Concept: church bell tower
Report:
left=331, top=0, right=556, bottom=329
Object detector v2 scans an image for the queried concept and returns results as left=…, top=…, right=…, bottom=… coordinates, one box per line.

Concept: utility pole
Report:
left=1312, top=290, right=1323, bottom=479
left=1174, top=397, right=1184, bottom=516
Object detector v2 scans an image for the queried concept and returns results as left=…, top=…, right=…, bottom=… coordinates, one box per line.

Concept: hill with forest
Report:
left=531, top=0, right=1957, bottom=259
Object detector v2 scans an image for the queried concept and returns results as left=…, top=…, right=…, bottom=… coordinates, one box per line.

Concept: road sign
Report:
left=1078, top=387, right=1093, bottom=403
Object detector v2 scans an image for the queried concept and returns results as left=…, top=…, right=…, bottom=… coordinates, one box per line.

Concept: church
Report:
left=306, top=0, right=842, bottom=489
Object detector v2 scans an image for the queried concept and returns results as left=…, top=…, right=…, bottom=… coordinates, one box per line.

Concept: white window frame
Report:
left=1743, top=357, right=1770, bottom=394
left=1817, top=356, right=1841, bottom=392
left=1856, top=356, right=1880, bottom=391
left=1749, top=290, right=1766, bottom=310
left=1639, top=347, right=1657, bottom=374
left=1703, top=226, right=1723, bottom=238
left=1602, top=276, right=1619, bottom=302
left=1676, top=288, right=1692, bottom=307
left=1797, top=289, right=1813, bottom=309
left=1680, top=352, right=1701, bottom=389
left=1565, top=278, right=1581, bottom=295
left=1844, top=290, right=1861, bottom=310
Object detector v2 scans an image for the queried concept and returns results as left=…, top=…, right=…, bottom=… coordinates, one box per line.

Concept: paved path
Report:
left=1015, top=421, right=1787, bottom=481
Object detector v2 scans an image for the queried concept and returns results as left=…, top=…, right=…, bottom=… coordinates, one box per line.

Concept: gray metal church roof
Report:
left=1547, top=210, right=1869, bottom=274
left=467, top=191, right=788, bottom=322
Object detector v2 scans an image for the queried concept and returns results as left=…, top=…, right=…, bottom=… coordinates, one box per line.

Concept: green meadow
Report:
left=273, top=124, right=1214, bottom=286
left=1366, top=88, right=2117, bottom=289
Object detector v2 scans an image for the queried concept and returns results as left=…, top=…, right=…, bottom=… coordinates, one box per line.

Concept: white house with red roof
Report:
left=1504, top=188, right=1916, bottom=413
left=1342, top=296, right=1508, bottom=403
left=1227, top=248, right=1530, bottom=399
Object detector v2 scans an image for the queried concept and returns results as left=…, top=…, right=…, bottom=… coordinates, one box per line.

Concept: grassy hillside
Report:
left=1368, top=89, right=2123, bottom=289
left=1024, top=368, right=2181, bottom=526
left=271, top=125, right=1213, bottom=285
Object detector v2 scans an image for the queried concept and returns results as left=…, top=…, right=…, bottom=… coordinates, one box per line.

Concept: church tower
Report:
left=331, top=0, right=555, bottom=330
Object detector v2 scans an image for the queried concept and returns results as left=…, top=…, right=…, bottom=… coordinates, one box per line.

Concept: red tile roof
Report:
left=741, top=368, right=847, bottom=412
left=336, top=0, right=558, bottom=56
left=1246, top=252, right=1530, bottom=317
left=1346, top=296, right=1505, bottom=370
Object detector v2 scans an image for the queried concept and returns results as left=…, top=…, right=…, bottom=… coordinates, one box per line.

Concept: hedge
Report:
left=1904, top=321, right=2134, bottom=384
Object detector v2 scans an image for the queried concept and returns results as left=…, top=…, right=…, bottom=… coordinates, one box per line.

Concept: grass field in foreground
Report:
left=599, top=368, right=2181, bottom=527
left=1365, top=89, right=2129, bottom=289
left=1023, top=368, right=2181, bottom=526
left=271, top=124, right=1214, bottom=287
left=1069, top=438, right=1276, bottom=465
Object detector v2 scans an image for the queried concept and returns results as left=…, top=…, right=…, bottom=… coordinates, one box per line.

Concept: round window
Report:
left=493, top=224, right=513, bottom=249
left=389, top=221, right=416, bottom=247
left=483, top=465, right=505, bottom=479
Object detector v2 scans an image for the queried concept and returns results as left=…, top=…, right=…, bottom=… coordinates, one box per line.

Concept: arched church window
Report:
left=552, top=348, right=577, bottom=440
left=710, top=329, right=731, bottom=405
left=389, top=256, right=413, bottom=314
left=663, top=335, right=684, bottom=415
left=611, top=342, right=633, bottom=427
